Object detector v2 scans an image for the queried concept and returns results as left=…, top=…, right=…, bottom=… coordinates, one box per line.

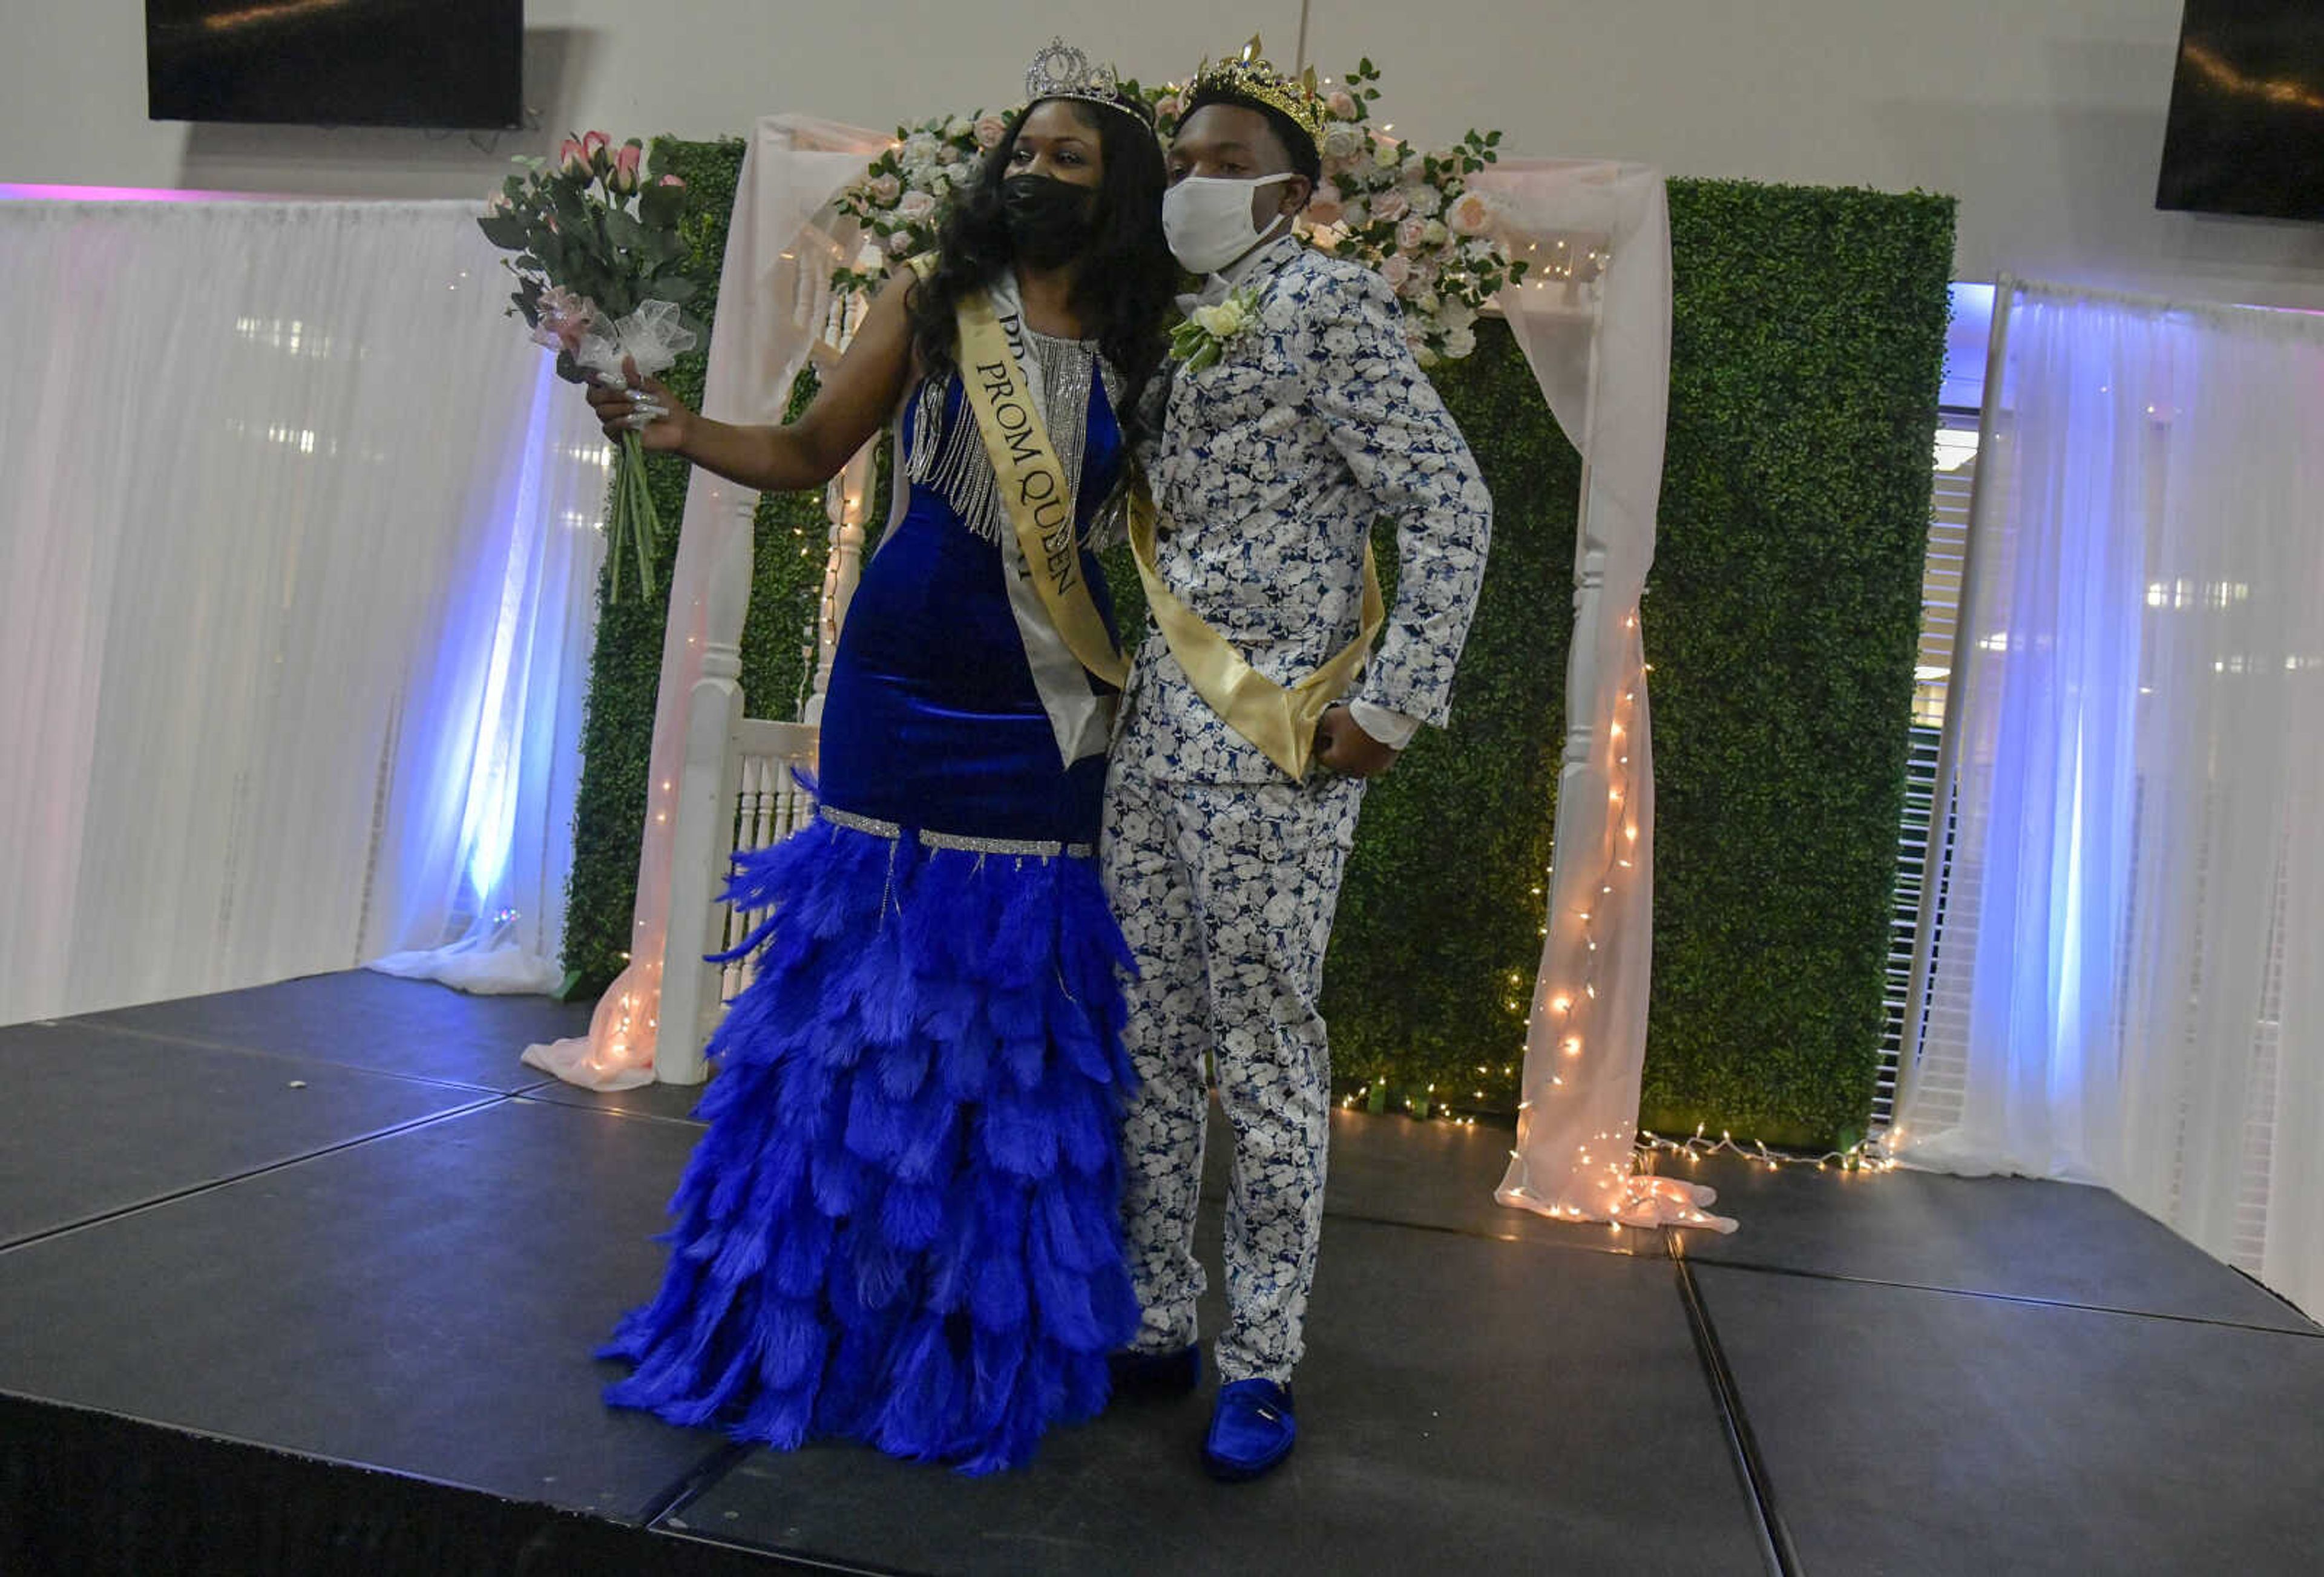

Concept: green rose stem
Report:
left=606, top=430, right=661, bottom=602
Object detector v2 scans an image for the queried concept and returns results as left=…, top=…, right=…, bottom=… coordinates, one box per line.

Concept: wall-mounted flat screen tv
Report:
left=148, top=1, right=524, bottom=130
left=2158, top=0, right=2324, bottom=221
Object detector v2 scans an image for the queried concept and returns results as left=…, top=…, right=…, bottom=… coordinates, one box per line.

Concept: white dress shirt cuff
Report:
left=1345, top=700, right=1422, bottom=750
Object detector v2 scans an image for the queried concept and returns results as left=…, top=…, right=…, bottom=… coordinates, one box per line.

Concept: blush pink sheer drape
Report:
left=1471, top=163, right=1728, bottom=1231
left=523, top=116, right=890, bottom=1090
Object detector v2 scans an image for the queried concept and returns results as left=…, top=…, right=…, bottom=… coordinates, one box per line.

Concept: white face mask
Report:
left=1161, top=172, right=1296, bottom=275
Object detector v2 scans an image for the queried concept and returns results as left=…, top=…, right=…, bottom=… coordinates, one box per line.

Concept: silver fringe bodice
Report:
left=904, top=327, right=1124, bottom=548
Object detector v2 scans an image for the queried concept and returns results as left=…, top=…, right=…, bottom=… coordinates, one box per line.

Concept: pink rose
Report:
left=896, top=189, right=937, bottom=224
left=1371, top=187, right=1410, bottom=225
left=580, top=131, right=611, bottom=171
left=887, top=230, right=916, bottom=255
left=609, top=140, right=643, bottom=194
left=558, top=138, right=588, bottom=175
left=1155, top=95, right=1181, bottom=121
left=1327, top=90, right=1359, bottom=120
left=869, top=172, right=902, bottom=205
left=973, top=114, right=1009, bottom=149
left=1379, top=254, right=1411, bottom=290
left=1305, top=181, right=1344, bottom=228
left=485, top=191, right=511, bottom=214
left=1397, top=215, right=1430, bottom=253
left=656, top=173, right=685, bottom=189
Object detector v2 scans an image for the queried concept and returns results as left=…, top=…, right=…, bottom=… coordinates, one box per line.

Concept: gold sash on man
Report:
left=1126, top=482, right=1385, bottom=782
left=948, top=285, right=1129, bottom=690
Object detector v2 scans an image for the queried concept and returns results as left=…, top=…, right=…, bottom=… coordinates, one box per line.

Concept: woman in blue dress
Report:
left=580, top=49, right=1175, bottom=1472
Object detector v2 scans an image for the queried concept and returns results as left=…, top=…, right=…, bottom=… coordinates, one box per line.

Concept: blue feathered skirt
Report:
left=597, top=813, right=1140, bottom=1474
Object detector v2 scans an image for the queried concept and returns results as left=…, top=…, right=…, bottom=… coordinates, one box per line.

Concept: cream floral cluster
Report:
left=1153, top=57, right=1524, bottom=366
left=832, top=112, right=1011, bottom=297
left=831, top=57, right=1525, bottom=366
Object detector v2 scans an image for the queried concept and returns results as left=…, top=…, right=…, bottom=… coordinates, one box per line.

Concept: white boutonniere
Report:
left=1169, top=286, right=1260, bottom=372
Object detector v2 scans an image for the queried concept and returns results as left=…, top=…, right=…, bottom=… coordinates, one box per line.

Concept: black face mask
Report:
left=1001, top=174, right=1097, bottom=267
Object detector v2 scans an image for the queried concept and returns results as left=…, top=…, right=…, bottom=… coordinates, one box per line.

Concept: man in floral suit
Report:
left=1103, top=47, right=1492, bottom=1481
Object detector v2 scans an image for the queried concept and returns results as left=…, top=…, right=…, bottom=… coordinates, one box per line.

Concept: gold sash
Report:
left=948, top=282, right=1129, bottom=690
left=1126, top=480, right=1387, bottom=781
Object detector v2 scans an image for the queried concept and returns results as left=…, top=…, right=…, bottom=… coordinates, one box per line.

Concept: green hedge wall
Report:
left=1640, top=181, right=1954, bottom=1149
left=559, top=151, right=1952, bottom=1150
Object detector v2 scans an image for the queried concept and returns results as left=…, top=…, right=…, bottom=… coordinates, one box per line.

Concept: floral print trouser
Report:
left=1101, top=761, right=1367, bottom=1384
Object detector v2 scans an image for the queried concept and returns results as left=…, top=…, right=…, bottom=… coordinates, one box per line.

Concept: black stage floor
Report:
left=3, top=971, right=2320, bottom=1575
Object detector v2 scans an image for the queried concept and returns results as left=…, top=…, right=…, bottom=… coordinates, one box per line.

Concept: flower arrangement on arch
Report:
left=829, top=57, right=1525, bottom=367
left=478, top=132, right=698, bottom=600
left=1177, top=56, right=1528, bottom=367
left=832, top=113, right=1014, bottom=298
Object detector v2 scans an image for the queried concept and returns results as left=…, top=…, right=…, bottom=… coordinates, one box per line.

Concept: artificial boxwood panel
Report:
left=1637, top=180, right=1954, bottom=1149
left=559, top=149, right=1952, bottom=1150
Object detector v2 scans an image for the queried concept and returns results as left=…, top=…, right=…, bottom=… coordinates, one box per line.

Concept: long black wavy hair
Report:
left=906, top=94, right=1177, bottom=444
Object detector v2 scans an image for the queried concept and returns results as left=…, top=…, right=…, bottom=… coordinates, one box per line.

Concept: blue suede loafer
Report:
left=1202, top=1377, right=1296, bottom=1481
left=1107, top=1342, right=1201, bottom=1399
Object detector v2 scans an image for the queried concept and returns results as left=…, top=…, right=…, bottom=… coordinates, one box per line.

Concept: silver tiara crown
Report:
left=1022, top=37, right=1148, bottom=126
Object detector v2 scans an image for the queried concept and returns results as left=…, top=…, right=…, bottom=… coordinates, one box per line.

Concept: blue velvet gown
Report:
left=598, top=352, right=1138, bottom=1475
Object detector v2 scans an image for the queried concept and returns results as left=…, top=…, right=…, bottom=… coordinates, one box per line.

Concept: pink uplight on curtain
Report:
left=0, top=185, right=268, bottom=203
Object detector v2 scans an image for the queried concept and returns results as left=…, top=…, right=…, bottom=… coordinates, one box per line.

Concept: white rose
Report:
left=1374, top=139, right=1402, bottom=169
left=1416, top=289, right=1441, bottom=314
left=1323, top=123, right=1365, bottom=163
left=1424, top=218, right=1449, bottom=246
left=896, top=189, right=936, bottom=223
left=1445, top=325, right=1477, bottom=358
left=1192, top=298, right=1250, bottom=338
left=1448, top=191, right=1494, bottom=237
left=1416, top=344, right=1440, bottom=369
left=1442, top=299, right=1478, bottom=332
left=945, top=116, right=973, bottom=140
left=902, top=133, right=939, bottom=164
left=1342, top=199, right=1368, bottom=229
left=1405, top=183, right=1443, bottom=217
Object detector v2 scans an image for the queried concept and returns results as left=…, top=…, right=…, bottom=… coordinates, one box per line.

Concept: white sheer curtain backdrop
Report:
left=0, top=197, right=605, bottom=1028
left=1897, top=277, right=2324, bottom=1317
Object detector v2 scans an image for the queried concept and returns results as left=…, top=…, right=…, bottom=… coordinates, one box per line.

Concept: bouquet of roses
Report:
left=479, top=133, right=697, bottom=600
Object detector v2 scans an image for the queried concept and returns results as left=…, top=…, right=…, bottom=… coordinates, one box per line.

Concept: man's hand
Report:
left=1314, top=704, right=1400, bottom=779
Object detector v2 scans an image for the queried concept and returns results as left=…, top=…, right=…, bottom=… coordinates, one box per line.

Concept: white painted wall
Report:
left=7, top=2, right=2322, bottom=306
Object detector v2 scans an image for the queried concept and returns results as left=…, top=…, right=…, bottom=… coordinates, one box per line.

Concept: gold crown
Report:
left=1186, top=37, right=1326, bottom=152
